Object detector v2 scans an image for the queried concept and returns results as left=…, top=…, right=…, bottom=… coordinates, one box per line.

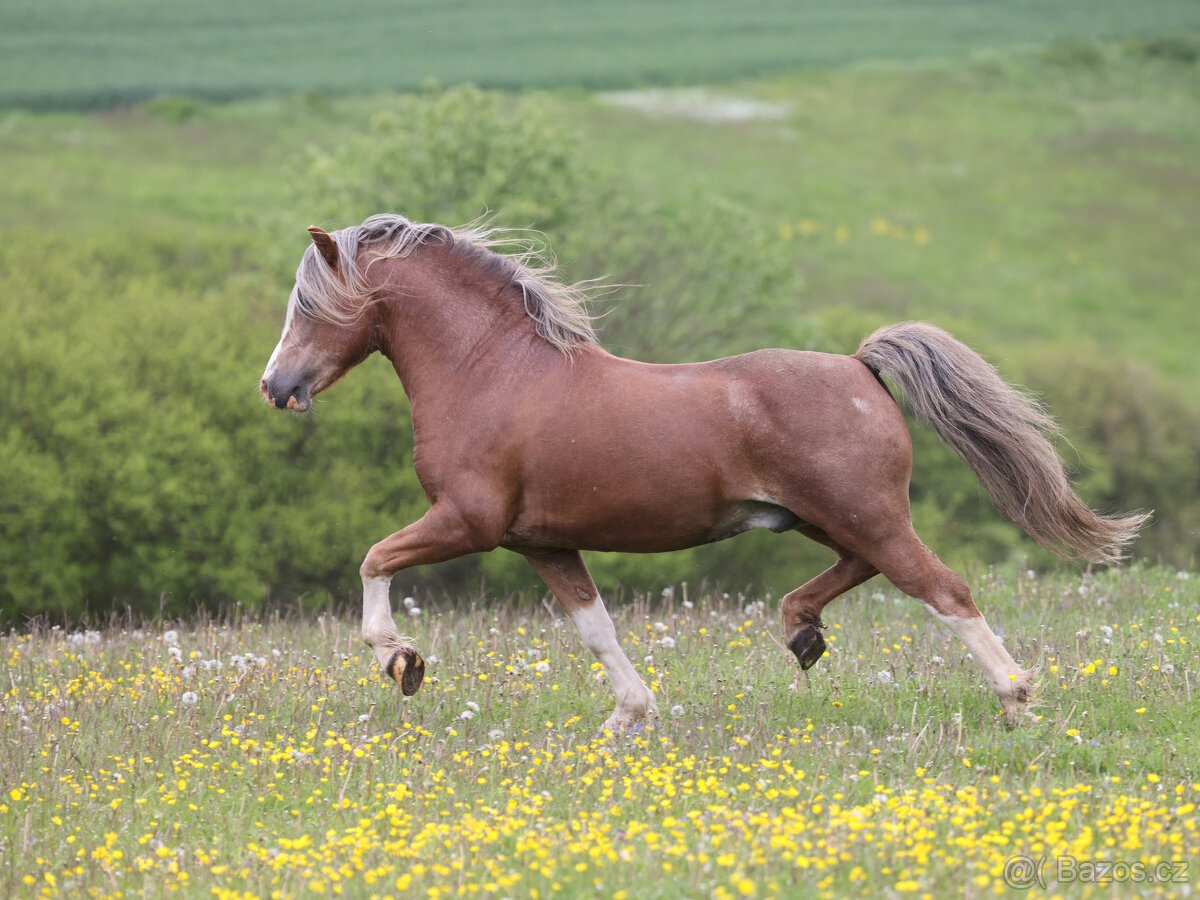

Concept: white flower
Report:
left=930, top=656, right=944, bottom=665
left=659, top=637, right=676, bottom=649
left=466, top=701, right=480, bottom=713
left=670, top=705, right=685, bottom=717
left=408, top=607, right=421, bottom=617
left=163, top=630, right=179, bottom=646
left=682, top=600, right=694, bottom=609
left=180, top=691, right=198, bottom=706
left=488, top=729, right=505, bottom=741
left=168, top=647, right=182, bottom=662
left=1100, top=625, right=1114, bottom=638
left=459, top=709, right=475, bottom=720
left=403, top=596, right=416, bottom=609
left=876, top=670, right=893, bottom=685
left=1025, top=569, right=1036, bottom=580
left=653, top=622, right=667, bottom=633
left=426, top=654, right=439, bottom=665
left=1176, top=571, right=1190, bottom=581
left=533, top=661, right=550, bottom=674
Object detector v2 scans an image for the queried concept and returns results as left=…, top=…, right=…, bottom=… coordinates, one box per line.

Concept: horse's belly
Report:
left=501, top=496, right=799, bottom=554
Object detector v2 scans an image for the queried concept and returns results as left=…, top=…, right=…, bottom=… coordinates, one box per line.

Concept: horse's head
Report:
left=260, top=227, right=377, bottom=412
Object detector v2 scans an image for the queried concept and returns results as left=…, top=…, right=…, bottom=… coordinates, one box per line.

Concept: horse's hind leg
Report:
left=782, top=527, right=878, bottom=670
left=522, top=549, right=657, bottom=733
left=866, top=532, right=1034, bottom=725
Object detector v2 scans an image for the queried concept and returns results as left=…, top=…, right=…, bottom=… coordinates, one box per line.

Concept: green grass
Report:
left=568, top=55, right=1200, bottom=383
left=4, top=0, right=1200, bottom=109
left=2, top=566, right=1197, bottom=898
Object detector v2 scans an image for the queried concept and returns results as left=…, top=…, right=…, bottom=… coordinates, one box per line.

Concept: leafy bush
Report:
left=1026, top=349, right=1200, bottom=567
left=0, top=230, right=431, bottom=622
left=300, top=83, right=586, bottom=230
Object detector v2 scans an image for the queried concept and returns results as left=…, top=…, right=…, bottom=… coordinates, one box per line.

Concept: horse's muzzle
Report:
left=260, top=377, right=311, bottom=412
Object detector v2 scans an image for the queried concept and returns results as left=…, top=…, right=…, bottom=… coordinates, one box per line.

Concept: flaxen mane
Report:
left=293, top=213, right=600, bottom=354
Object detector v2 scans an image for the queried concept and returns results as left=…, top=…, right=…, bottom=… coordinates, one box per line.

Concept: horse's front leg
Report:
left=522, top=549, right=657, bottom=733
left=360, top=503, right=497, bottom=695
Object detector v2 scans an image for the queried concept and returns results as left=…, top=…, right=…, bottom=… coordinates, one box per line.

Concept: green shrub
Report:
left=1040, top=40, right=1105, bottom=67
left=1026, top=349, right=1200, bottom=567
left=1124, top=36, right=1199, bottom=64
left=299, top=83, right=586, bottom=230
left=0, top=229, right=431, bottom=622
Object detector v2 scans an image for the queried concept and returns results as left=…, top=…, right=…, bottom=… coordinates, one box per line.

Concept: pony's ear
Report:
left=307, top=226, right=340, bottom=270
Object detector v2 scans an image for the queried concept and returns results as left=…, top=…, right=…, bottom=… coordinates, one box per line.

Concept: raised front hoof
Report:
left=788, top=626, right=827, bottom=671
left=385, top=647, right=426, bottom=696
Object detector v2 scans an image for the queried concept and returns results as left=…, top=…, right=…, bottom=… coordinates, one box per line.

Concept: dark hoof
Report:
left=385, top=648, right=426, bottom=696
left=788, top=626, right=826, bottom=671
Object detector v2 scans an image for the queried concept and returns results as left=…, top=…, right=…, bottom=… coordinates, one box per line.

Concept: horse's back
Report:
left=497, top=347, right=911, bottom=553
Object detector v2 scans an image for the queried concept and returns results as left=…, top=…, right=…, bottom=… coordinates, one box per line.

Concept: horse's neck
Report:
left=373, top=254, right=553, bottom=402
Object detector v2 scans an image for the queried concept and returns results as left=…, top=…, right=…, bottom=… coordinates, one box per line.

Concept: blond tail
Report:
left=856, top=322, right=1148, bottom=563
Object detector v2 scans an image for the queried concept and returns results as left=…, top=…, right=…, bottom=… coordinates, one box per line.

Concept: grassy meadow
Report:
left=3, top=11, right=1200, bottom=897
left=4, top=0, right=1200, bottom=109
left=2, top=566, right=1197, bottom=898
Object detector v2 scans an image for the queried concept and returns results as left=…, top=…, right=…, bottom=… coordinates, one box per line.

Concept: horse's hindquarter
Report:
left=500, top=348, right=910, bottom=553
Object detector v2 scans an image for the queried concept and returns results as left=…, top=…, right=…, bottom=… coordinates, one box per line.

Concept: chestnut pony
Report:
left=261, top=214, right=1145, bottom=729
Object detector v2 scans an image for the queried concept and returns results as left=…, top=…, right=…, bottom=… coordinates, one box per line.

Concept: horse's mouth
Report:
left=282, top=393, right=311, bottom=412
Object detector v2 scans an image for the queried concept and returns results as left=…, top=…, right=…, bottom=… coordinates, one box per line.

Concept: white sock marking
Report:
left=570, top=596, right=653, bottom=717
left=924, top=604, right=1024, bottom=696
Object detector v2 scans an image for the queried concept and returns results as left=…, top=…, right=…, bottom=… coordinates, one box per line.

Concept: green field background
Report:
left=1, top=3, right=1198, bottom=621
left=5, top=0, right=1200, bottom=108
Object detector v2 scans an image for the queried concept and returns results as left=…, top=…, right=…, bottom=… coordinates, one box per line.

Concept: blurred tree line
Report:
left=2, top=84, right=1196, bottom=624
